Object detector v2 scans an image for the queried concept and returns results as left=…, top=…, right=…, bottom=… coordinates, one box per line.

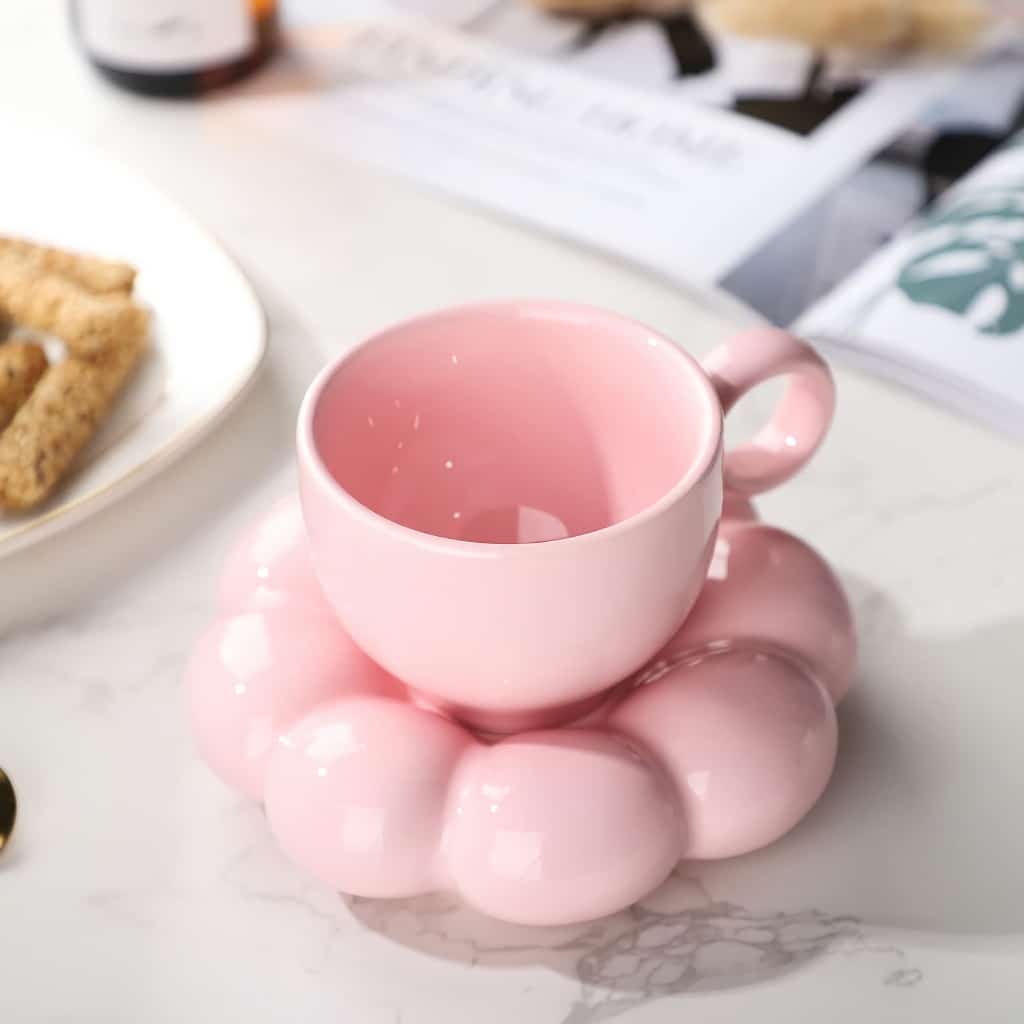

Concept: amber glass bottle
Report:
left=70, top=1, right=279, bottom=97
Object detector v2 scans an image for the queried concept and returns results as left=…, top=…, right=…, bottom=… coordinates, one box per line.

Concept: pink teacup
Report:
left=297, top=301, right=833, bottom=727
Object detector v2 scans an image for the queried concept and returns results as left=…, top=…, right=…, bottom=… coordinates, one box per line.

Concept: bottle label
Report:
left=77, top=0, right=255, bottom=71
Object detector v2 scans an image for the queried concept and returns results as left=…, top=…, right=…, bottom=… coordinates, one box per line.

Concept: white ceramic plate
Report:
left=0, top=117, right=266, bottom=558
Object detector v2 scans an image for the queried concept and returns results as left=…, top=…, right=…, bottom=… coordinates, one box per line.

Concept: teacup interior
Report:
left=313, top=305, right=713, bottom=543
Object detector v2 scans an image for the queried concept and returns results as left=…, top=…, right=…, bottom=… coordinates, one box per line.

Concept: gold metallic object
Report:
left=0, top=767, right=15, bottom=852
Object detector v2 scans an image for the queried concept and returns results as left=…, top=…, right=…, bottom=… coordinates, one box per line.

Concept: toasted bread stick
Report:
left=529, top=0, right=688, bottom=14
left=0, top=334, right=146, bottom=510
left=0, top=252, right=148, bottom=358
left=0, top=237, right=136, bottom=295
left=703, top=0, right=987, bottom=50
left=0, top=342, right=47, bottom=431
left=908, top=0, right=989, bottom=49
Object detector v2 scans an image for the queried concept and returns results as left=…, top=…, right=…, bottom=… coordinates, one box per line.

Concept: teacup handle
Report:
left=702, top=327, right=835, bottom=496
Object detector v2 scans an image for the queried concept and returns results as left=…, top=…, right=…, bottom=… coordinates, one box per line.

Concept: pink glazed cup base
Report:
left=188, top=496, right=855, bottom=927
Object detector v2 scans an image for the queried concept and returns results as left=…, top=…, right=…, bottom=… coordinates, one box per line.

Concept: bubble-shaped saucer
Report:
left=187, top=496, right=854, bottom=926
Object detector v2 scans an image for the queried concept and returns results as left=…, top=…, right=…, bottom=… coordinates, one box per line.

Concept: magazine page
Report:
left=798, top=132, right=1024, bottom=434
left=247, top=0, right=961, bottom=286
left=726, top=49, right=1024, bottom=325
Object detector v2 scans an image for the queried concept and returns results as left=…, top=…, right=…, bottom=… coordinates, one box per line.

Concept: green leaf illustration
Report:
left=896, top=188, right=1024, bottom=337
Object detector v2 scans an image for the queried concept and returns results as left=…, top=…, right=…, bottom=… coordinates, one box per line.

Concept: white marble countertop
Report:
left=2, top=5, right=1024, bottom=1022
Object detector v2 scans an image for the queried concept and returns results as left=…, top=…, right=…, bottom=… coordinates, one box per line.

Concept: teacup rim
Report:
left=297, top=299, right=723, bottom=555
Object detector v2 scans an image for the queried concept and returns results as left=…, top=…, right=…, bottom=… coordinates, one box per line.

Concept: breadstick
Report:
left=529, top=0, right=689, bottom=14
left=0, top=237, right=136, bottom=295
left=0, top=252, right=148, bottom=358
left=702, top=0, right=911, bottom=48
left=908, top=0, right=990, bottom=50
left=0, top=334, right=146, bottom=510
left=703, top=0, right=988, bottom=50
left=0, top=342, right=47, bottom=431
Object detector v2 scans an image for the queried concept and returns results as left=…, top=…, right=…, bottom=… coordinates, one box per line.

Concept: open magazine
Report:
left=799, top=132, right=1024, bottom=437
left=256, top=0, right=1024, bottom=432
left=258, top=0, right=970, bottom=284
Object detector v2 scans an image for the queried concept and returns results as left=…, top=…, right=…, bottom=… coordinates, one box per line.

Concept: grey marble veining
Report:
left=351, top=875, right=919, bottom=1024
